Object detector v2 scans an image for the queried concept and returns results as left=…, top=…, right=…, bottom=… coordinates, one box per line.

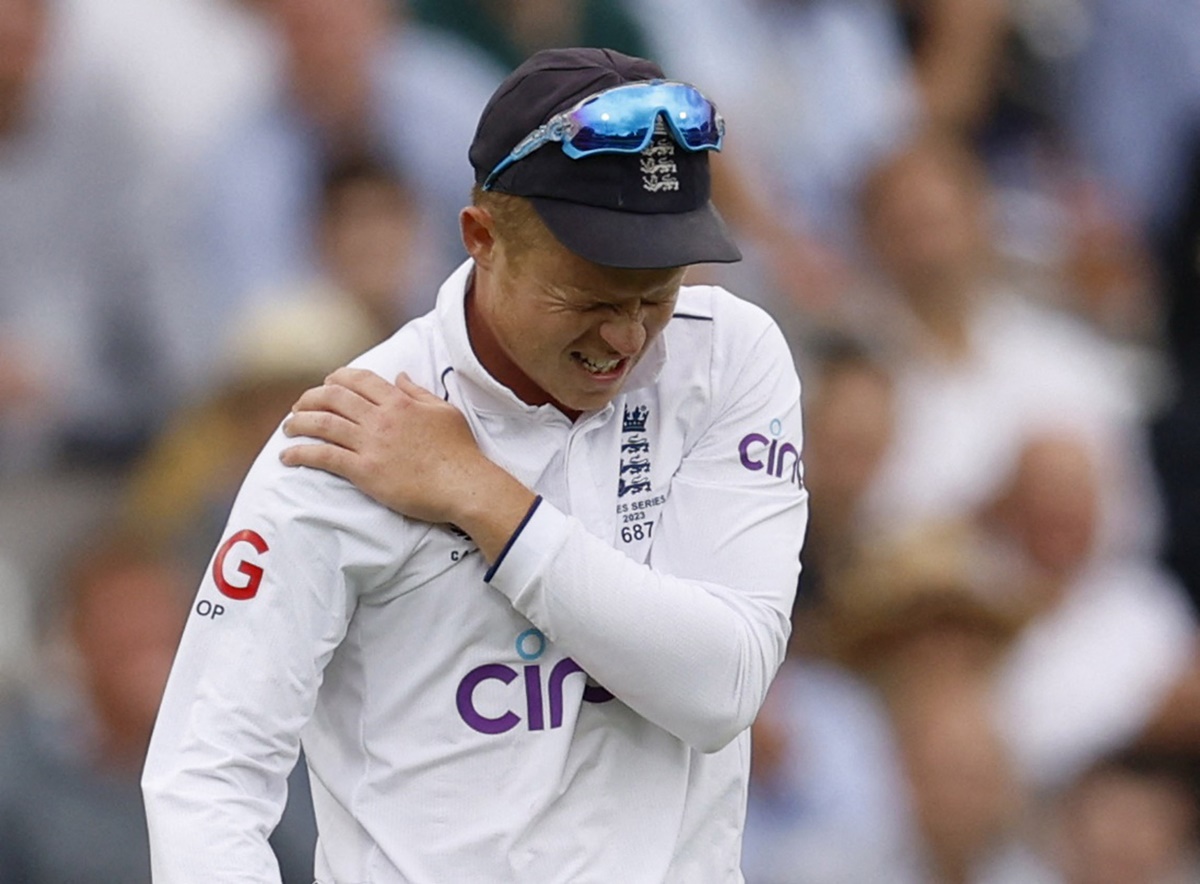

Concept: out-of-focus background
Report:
left=1, top=0, right=1198, bottom=881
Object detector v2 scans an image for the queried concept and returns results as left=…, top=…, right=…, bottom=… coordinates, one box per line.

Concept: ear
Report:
left=460, top=205, right=497, bottom=270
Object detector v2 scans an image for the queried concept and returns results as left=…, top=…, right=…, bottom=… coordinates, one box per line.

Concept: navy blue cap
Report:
left=469, top=47, right=742, bottom=269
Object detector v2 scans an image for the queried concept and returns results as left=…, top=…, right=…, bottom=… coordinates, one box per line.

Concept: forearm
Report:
left=143, top=642, right=301, bottom=884
left=486, top=498, right=801, bottom=752
left=143, top=774, right=286, bottom=884
left=913, top=0, right=1010, bottom=132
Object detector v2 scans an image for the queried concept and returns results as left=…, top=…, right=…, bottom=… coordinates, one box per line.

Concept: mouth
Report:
left=572, top=352, right=629, bottom=380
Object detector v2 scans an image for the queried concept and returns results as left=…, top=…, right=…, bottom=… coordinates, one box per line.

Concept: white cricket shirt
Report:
left=143, top=260, right=808, bottom=883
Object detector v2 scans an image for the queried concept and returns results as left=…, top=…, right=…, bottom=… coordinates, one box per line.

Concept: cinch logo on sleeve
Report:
left=212, top=529, right=269, bottom=600
left=456, top=629, right=614, bottom=735
left=738, top=418, right=803, bottom=489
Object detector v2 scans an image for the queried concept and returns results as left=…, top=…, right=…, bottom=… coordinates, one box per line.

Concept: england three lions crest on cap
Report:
left=641, top=119, right=679, bottom=193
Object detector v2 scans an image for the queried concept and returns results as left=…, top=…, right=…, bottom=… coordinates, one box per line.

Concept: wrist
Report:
left=453, top=463, right=538, bottom=562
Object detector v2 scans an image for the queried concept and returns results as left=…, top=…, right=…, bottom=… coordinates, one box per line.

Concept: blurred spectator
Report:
left=1047, top=176, right=1162, bottom=344
left=743, top=658, right=921, bottom=884
left=818, top=523, right=1029, bottom=693
left=890, top=0, right=1087, bottom=172
left=852, top=129, right=1161, bottom=561
left=0, top=533, right=187, bottom=882
left=409, top=0, right=652, bottom=74
left=889, top=1, right=1165, bottom=345
left=72, top=0, right=273, bottom=172
left=983, top=432, right=1197, bottom=793
left=0, top=555, right=33, bottom=696
left=793, top=336, right=895, bottom=611
left=187, top=0, right=504, bottom=338
left=1048, top=752, right=1200, bottom=884
left=890, top=0, right=1011, bottom=142
left=1064, top=0, right=1200, bottom=243
left=0, top=0, right=209, bottom=474
left=0, top=472, right=126, bottom=676
left=0, top=530, right=317, bottom=882
left=308, top=153, right=426, bottom=338
left=890, top=672, right=1054, bottom=884
left=120, top=294, right=378, bottom=569
left=816, top=525, right=1051, bottom=883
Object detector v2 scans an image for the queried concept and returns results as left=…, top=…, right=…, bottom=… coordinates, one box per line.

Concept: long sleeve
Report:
left=141, top=446, right=403, bottom=883
left=485, top=319, right=807, bottom=752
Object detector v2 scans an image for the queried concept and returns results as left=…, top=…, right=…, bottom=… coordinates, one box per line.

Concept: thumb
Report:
left=394, top=371, right=440, bottom=403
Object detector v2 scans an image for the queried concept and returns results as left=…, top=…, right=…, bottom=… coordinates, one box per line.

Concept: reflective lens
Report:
left=483, top=79, right=724, bottom=190
left=562, top=81, right=723, bottom=156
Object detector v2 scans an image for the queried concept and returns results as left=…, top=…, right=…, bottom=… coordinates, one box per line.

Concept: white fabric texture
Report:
left=994, top=558, right=1196, bottom=791
left=861, top=290, right=1162, bottom=558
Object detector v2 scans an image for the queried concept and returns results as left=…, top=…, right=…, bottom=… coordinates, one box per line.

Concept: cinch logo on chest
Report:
left=456, top=629, right=614, bottom=735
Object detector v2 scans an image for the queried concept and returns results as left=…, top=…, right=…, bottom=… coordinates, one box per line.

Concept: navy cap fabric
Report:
left=468, top=47, right=742, bottom=269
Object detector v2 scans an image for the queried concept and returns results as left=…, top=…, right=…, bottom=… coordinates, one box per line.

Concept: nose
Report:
left=599, top=312, right=647, bottom=357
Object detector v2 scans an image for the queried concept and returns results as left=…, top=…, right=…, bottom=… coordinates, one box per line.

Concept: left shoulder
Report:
left=669, top=284, right=787, bottom=357
left=657, top=284, right=801, bottom=431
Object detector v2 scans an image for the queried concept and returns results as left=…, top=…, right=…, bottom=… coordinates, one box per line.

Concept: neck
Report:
left=465, top=274, right=580, bottom=420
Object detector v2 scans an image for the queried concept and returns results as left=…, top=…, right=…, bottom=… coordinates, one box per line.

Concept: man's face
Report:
left=865, top=148, right=985, bottom=290
left=319, top=176, right=417, bottom=320
left=479, top=225, right=685, bottom=414
left=73, top=558, right=188, bottom=747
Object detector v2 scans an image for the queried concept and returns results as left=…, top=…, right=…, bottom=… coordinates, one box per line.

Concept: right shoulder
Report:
left=222, top=313, right=449, bottom=592
left=217, top=434, right=425, bottom=596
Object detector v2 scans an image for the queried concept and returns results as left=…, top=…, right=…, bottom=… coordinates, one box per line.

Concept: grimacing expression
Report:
left=483, top=228, right=685, bottom=414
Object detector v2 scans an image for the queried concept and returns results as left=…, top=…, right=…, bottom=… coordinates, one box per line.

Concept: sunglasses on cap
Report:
left=482, top=79, right=725, bottom=190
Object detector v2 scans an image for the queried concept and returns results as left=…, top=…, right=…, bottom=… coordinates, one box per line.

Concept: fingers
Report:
left=278, top=440, right=356, bottom=481
left=282, top=408, right=361, bottom=449
left=325, top=367, right=400, bottom=405
left=290, top=369, right=437, bottom=420
left=393, top=371, right=441, bottom=403
left=289, top=374, right=387, bottom=428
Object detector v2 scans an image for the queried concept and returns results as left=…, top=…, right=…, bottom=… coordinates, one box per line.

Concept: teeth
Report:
left=577, top=354, right=622, bottom=374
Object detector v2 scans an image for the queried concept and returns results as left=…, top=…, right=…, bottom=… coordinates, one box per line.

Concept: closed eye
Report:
left=587, top=298, right=674, bottom=316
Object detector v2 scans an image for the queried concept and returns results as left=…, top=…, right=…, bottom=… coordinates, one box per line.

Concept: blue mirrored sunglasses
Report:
left=482, top=79, right=725, bottom=190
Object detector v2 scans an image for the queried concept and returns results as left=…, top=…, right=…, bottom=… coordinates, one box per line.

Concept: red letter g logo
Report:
left=213, top=529, right=270, bottom=600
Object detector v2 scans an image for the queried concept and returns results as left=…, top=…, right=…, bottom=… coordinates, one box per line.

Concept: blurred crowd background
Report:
left=1, top=0, right=1199, bottom=881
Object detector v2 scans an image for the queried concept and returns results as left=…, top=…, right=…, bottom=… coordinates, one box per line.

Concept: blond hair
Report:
left=470, top=185, right=559, bottom=269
